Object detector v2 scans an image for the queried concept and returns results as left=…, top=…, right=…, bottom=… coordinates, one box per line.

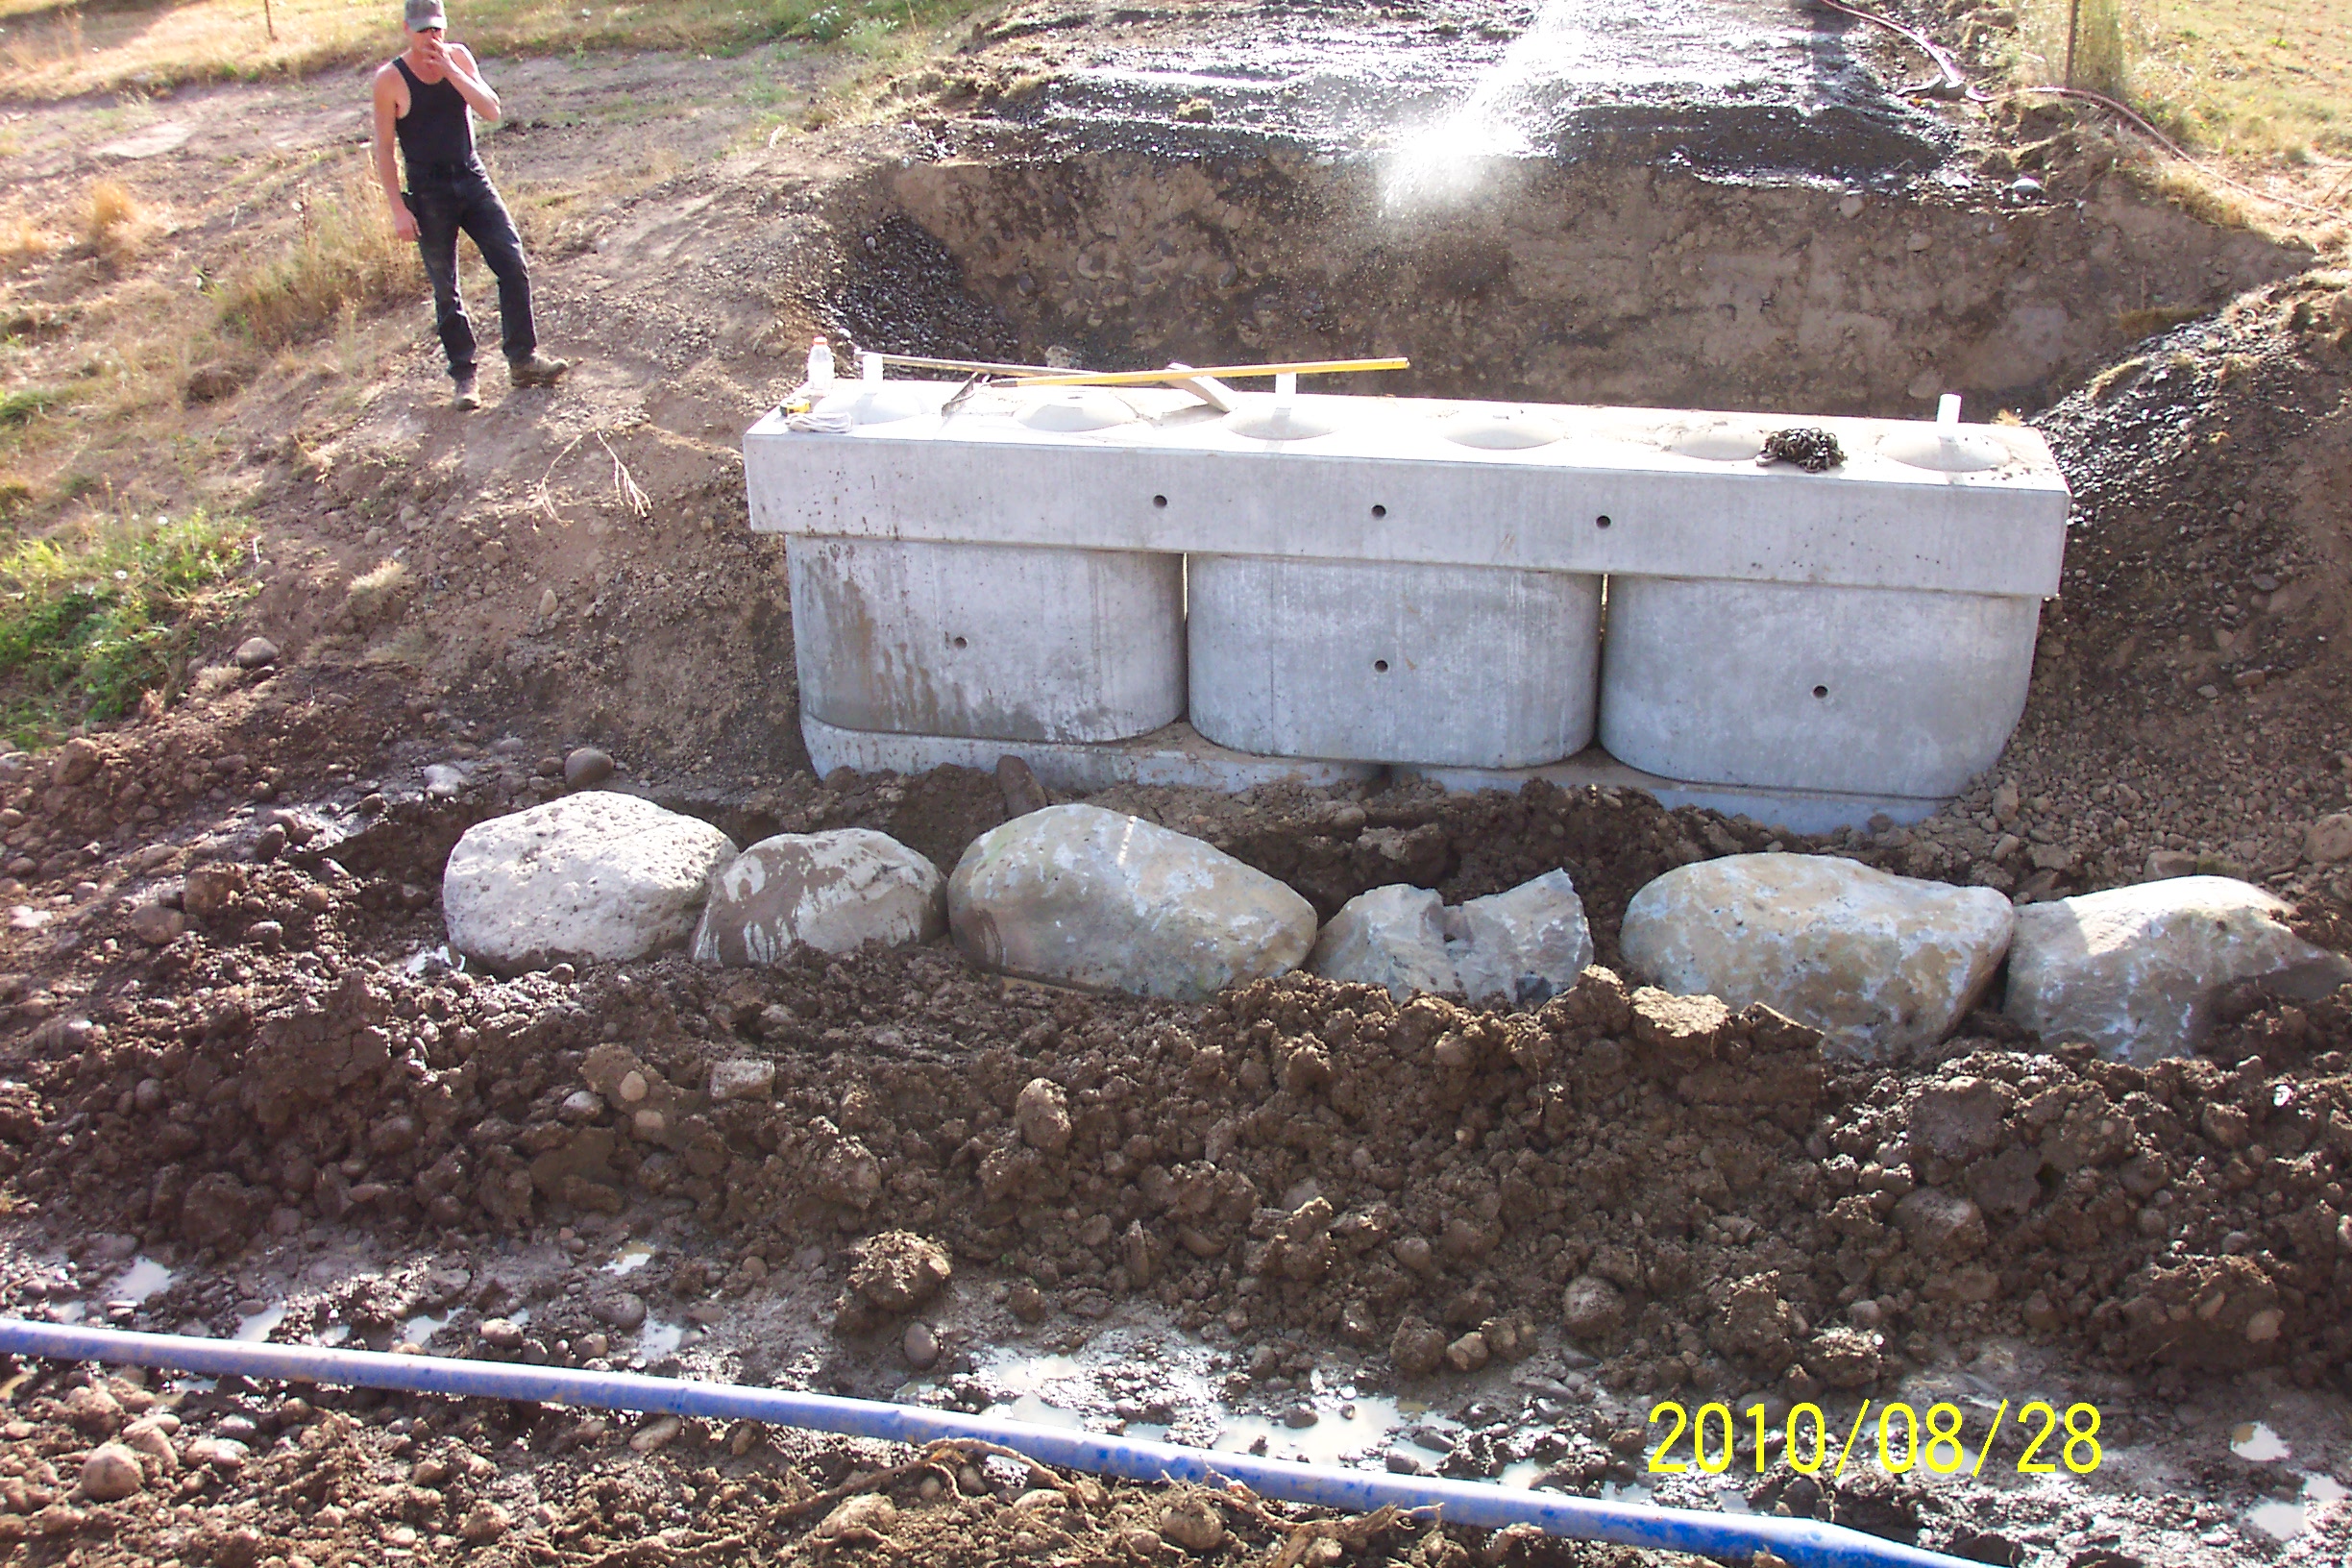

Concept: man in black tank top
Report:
left=372, top=0, right=568, bottom=409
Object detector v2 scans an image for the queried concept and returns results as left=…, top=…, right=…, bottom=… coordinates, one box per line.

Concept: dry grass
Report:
left=216, top=157, right=421, bottom=349
left=0, top=0, right=979, bottom=98
left=0, top=213, right=57, bottom=273
left=82, top=179, right=153, bottom=263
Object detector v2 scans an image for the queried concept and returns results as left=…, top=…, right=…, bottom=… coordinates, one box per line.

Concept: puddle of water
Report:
left=2247, top=1499, right=2306, bottom=1540
left=1603, top=1481, right=1654, bottom=1507
left=2231, top=1421, right=2291, bottom=1462
left=315, top=1324, right=350, bottom=1347
left=113, top=1257, right=175, bottom=1303
left=1213, top=1395, right=1405, bottom=1466
left=402, top=1312, right=452, bottom=1347
left=603, top=1244, right=655, bottom=1277
left=1498, top=1460, right=1547, bottom=1489
left=53, top=1301, right=86, bottom=1325
left=233, top=1305, right=287, bottom=1342
left=637, top=1316, right=683, bottom=1359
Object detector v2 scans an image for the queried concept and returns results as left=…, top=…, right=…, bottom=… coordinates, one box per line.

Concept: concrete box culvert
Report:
left=747, top=383, right=2070, bottom=822
left=1188, top=554, right=1600, bottom=768
left=788, top=536, right=1185, bottom=744
left=1596, top=576, right=2043, bottom=799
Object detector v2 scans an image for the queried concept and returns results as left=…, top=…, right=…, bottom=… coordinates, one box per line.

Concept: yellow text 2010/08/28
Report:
left=1646, top=1398, right=2103, bottom=1479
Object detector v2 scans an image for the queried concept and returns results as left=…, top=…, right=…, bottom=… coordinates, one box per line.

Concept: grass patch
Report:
left=0, top=0, right=990, bottom=98
left=0, top=510, right=257, bottom=745
left=0, top=386, right=68, bottom=428
left=218, top=157, right=420, bottom=348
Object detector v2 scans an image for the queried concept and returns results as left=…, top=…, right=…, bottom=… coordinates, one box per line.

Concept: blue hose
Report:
left=1, top=1319, right=1977, bottom=1568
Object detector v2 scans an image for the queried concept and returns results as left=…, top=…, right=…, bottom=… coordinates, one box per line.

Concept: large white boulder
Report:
left=2004, top=875, right=2352, bottom=1062
left=694, top=829, right=943, bottom=967
left=1621, top=852, right=2013, bottom=1055
left=443, top=792, right=738, bottom=974
left=948, top=803, right=1316, bottom=1000
left=1309, top=885, right=1456, bottom=998
left=1445, top=870, right=1593, bottom=1006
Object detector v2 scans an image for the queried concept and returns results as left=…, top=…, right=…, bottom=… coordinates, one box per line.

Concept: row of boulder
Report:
left=441, top=792, right=2351, bottom=1063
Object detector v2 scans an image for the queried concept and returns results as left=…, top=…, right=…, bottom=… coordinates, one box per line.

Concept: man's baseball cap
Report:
left=404, top=0, right=447, bottom=30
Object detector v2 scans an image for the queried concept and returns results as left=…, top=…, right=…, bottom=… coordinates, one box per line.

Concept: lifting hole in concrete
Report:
left=1152, top=494, right=1168, bottom=508
left=1812, top=684, right=1828, bottom=698
left=1596, top=514, right=1612, bottom=529
left=953, top=635, right=969, bottom=650
left=1370, top=503, right=1387, bottom=519
left=1374, top=659, right=1390, bottom=673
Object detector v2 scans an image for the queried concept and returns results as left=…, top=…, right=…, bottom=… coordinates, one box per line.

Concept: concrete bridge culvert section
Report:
left=746, top=381, right=2070, bottom=831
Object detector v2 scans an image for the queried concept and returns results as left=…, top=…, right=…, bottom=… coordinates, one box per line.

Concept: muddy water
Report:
left=1021, top=0, right=1943, bottom=182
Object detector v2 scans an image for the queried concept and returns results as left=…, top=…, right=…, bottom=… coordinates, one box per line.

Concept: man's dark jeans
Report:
left=404, top=159, right=535, bottom=380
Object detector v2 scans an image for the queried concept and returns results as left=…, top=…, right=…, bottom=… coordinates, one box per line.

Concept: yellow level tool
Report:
left=1006, top=356, right=1409, bottom=389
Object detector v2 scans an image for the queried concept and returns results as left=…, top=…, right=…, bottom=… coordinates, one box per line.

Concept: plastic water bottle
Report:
left=806, top=337, right=835, bottom=389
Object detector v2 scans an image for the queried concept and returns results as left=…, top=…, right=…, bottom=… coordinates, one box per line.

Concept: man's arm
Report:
left=434, top=41, right=502, bottom=123
left=371, top=65, right=418, bottom=241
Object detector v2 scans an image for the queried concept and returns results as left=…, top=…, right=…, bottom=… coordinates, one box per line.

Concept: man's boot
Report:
left=452, top=371, right=480, bottom=411
left=508, top=353, right=570, bottom=388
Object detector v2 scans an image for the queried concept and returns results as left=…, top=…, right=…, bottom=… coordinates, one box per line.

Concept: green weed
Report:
left=0, top=510, right=257, bottom=744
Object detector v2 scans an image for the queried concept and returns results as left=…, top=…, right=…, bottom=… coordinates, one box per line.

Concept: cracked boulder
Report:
left=2003, top=875, right=2352, bottom=1062
left=693, top=828, right=943, bottom=967
left=1620, top=852, right=2014, bottom=1056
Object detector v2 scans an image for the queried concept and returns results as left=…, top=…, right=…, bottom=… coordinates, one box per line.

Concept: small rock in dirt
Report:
left=62, top=1384, right=123, bottom=1436
left=1390, top=1314, right=1447, bottom=1377
left=901, top=1321, right=939, bottom=1369
left=2004, top=875, right=2352, bottom=1061
left=1622, top=853, right=2014, bottom=1055
left=948, top=803, right=1316, bottom=1000
left=995, top=754, right=1050, bottom=817
left=849, top=1231, right=953, bottom=1312
left=459, top=1502, right=514, bottom=1544
left=2303, top=812, right=2352, bottom=866
left=1444, top=1332, right=1491, bottom=1372
left=693, top=829, right=943, bottom=967
left=56, top=737, right=102, bottom=786
left=1892, top=1188, right=1989, bottom=1257
left=815, top=1493, right=897, bottom=1545
left=79, top=1444, right=143, bottom=1502
left=593, top=1292, right=648, bottom=1333
left=478, top=1319, right=525, bottom=1351
left=1802, top=1328, right=1883, bottom=1388
left=181, top=864, right=244, bottom=923
left=121, top=1419, right=178, bottom=1471
left=1159, top=1497, right=1226, bottom=1554
left=628, top=1415, right=683, bottom=1453
left=1443, top=869, right=1594, bottom=1006
left=564, top=747, right=616, bottom=789
left=233, top=637, right=279, bottom=670
left=1560, top=1275, right=1628, bottom=1339
left=1014, top=1076, right=1072, bottom=1152
left=706, top=1058, right=776, bottom=1103
left=1307, top=884, right=1456, bottom=998
left=127, top=902, right=184, bottom=946
left=443, top=791, right=737, bottom=973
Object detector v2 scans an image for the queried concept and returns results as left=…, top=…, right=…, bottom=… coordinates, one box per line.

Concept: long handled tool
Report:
left=1007, top=356, right=1409, bottom=389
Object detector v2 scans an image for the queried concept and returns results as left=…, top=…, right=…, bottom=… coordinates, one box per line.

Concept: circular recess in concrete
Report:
left=1665, top=425, right=1769, bottom=461
left=1441, top=410, right=1564, bottom=450
left=1018, top=389, right=1139, bottom=431
left=1876, top=429, right=2013, bottom=473
left=812, top=387, right=929, bottom=426
left=1223, top=405, right=1335, bottom=441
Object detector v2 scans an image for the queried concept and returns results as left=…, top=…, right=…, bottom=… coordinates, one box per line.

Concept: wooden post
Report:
left=2065, top=0, right=2081, bottom=87
left=264, top=0, right=277, bottom=42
